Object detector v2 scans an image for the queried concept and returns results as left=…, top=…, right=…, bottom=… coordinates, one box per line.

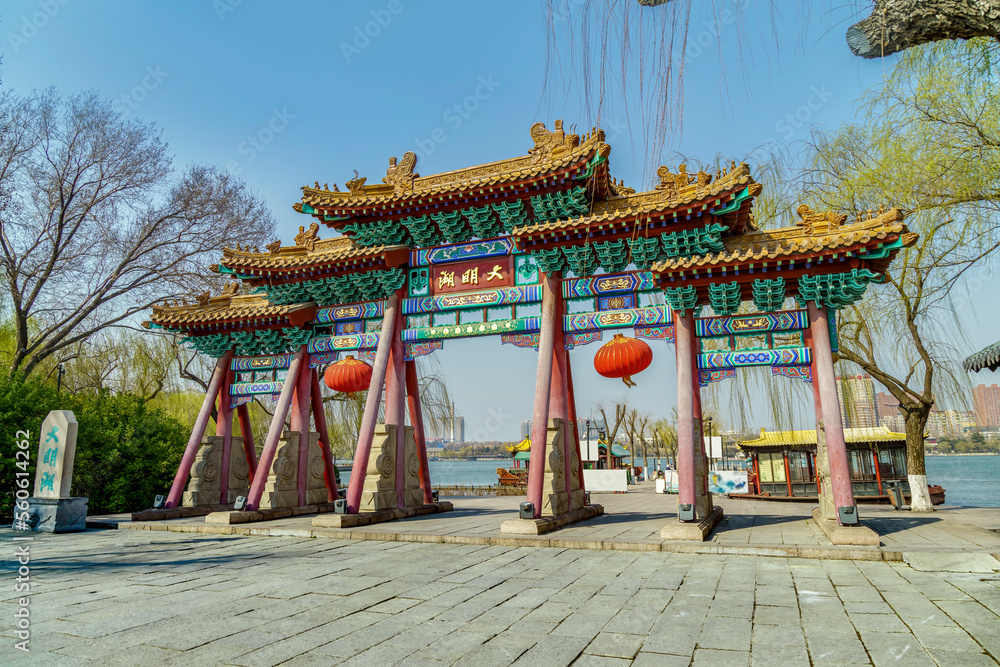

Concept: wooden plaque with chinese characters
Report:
left=431, top=257, right=513, bottom=295
left=33, top=410, right=79, bottom=499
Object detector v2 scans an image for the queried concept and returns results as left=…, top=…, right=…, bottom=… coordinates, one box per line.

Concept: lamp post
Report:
left=584, top=418, right=591, bottom=467
left=57, top=364, right=65, bottom=395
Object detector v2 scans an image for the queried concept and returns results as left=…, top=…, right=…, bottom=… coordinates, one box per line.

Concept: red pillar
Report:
left=165, top=350, right=232, bottom=508
left=217, top=365, right=235, bottom=505
left=291, top=349, right=313, bottom=507
left=674, top=311, right=697, bottom=519
left=405, top=359, right=434, bottom=504
left=246, top=346, right=306, bottom=511
left=310, top=369, right=338, bottom=502
left=808, top=302, right=857, bottom=522
left=527, top=272, right=559, bottom=518
left=236, top=403, right=258, bottom=483
left=872, top=447, right=883, bottom=495
left=346, top=291, right=401, bottom=513
left=784, top=451, right=793, bottom=497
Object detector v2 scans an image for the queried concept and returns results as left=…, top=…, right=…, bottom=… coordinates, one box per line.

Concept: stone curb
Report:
left=97, top=519, right=902, bottom=561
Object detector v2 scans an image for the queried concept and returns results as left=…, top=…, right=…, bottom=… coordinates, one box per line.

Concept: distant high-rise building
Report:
left=450, top=416, right=465, bottom=443
left=520, top=420, right=532, bottom=439
left=875, top=392, right=897, bottom=421
left=429, top=414, right=466, bottom=443
left=836, top=375, right=878, bottom=429
left=972, top=384, right=1000, bottom=428
left=875, top=392, right=904, bottom=431
left=926, top=409, right=976, bottom=438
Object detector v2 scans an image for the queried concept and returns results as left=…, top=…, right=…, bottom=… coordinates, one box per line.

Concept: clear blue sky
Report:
left=5, top=0, right=999, bottom=438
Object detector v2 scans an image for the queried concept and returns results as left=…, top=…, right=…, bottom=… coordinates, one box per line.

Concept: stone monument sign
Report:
left=21, top=410, right=88, bottom=532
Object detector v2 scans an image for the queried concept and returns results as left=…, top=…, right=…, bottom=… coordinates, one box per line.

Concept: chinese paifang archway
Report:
left=145, top=120, right=915, bottom=542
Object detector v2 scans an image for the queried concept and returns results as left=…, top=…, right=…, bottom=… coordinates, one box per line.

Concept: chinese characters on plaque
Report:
left=431, top=257, right=513, bottom=294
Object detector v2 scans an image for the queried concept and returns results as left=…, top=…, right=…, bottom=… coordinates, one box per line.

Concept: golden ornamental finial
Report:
left=346, top=170, right=367, bottom=196
left=796, top=204, right=847, bottom=235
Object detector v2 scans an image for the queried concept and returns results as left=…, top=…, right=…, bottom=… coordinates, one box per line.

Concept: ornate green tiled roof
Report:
left=964, top=340, right=1000, bottom=372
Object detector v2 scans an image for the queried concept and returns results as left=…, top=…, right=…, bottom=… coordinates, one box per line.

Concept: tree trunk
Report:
left=903, top=403, right=934, bottom=511
left=847, top=0, right=1000, bottom=58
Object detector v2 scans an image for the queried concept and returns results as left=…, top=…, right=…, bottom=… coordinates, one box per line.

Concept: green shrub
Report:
left=1, top=375, right=188, bottom=517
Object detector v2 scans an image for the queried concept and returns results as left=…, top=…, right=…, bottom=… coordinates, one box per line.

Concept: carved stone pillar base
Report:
left=183, top=436, right=223, bottom=507
left=360, top=424, right=397, bottom=512
left=816, top=421, right=837, bottom=521
left=540, top=418, right=569, bottom=517
left=259, top=431, right=301, bottom=510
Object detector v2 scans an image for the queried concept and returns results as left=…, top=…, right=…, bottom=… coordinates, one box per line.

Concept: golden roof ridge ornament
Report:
left=528, top=119, right=581, bottom=165
left=383, top=151, right=418, bottom=194
left=795, top=204, right=847, bottom=236
left=293, top=221, right=321, bottom=251
left=346, top=170, right=367, bottom=196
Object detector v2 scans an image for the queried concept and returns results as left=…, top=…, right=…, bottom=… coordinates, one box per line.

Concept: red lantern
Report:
left=594, top=333, right=653, bottom=387
left=324, top=355, right=373, bottom=395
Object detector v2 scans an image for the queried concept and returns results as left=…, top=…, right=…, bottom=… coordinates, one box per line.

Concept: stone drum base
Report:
left=660, top=506, right=724, bottom=541
left=313, top=502, right=454, bottom=529
left=500, top=504, right=604, bottom=535
left=18, top=497, right=88, bottom=533
left=812, top=507, right=880, bottom=546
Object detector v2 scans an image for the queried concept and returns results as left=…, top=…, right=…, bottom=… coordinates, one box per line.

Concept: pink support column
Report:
left=385, top=305, right=407, bottom=509
left=566, top=351, right=586, bottom=499
left=808, top=301, right=857, bottom=522
left=217, top=365, right=235, bottom=505
left=674, top=311, right=697, bottom=520
left=527, top=271, right=559, bottom=518
left=245, top=346, right=306, bottom=511
left=405, top=359, right=434, bottom=504
left=165, top=350, right=232, bottom=508
left=236, top=403, right=258, bottom=483
left=291, top=349, right=313, bottom=507
left=310, top=369, right=338, bottom=502
left=346, top=290, right=401, bottom=513
left=804, top=327, right=824, bottom=421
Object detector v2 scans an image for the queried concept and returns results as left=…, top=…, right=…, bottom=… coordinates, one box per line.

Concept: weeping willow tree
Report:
left=318, top=357, right=454, bottom=461
left=651, top=414, right=678, bottom=467
left=545, top=0, right=1000, bottom=174
left=798, top=38, right=1000, bottom=510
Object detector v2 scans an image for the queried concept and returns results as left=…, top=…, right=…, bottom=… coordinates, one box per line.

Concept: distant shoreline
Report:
left=925, top=452, right=999, bottom=456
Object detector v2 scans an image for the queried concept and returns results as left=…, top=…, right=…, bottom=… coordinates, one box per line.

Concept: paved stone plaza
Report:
left=93, top=483, right=1000, bottom=561
left=5, top=495, right=1000, bottom=666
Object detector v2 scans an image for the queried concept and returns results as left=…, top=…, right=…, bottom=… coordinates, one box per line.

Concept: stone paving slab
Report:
left=903, top=551, right=1000, bottom=573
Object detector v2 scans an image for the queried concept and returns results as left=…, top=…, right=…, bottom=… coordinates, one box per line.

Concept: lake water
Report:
left=333, top=454, right=1000, bottom=507
left=925, top=455, right=1000, bottom=507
